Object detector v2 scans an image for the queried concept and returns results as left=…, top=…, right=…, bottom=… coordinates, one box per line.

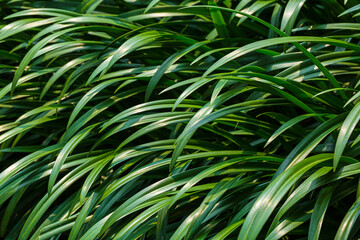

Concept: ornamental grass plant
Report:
left=1, top=0, right=360, bottom=239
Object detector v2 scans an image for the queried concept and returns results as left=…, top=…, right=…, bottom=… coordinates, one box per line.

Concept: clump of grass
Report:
left=1, top=0, right=360, bottom=239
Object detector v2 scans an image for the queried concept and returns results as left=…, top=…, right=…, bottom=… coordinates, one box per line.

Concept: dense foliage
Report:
left=1, top=0, right=360, bottom=239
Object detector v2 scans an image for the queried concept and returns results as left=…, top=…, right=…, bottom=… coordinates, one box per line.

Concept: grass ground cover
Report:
left=1, top=0, right=360, bottom=239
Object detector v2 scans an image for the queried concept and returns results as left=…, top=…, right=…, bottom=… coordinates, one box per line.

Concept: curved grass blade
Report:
left=334, top=101, right=360, bottom=170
